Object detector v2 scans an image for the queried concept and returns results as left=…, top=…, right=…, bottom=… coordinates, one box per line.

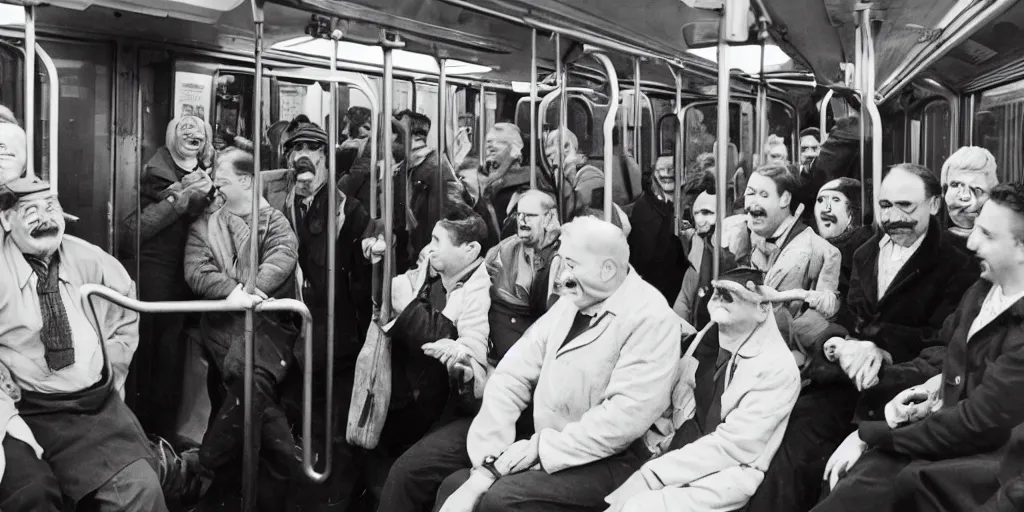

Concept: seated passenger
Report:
left=479, top=123, right=530, bottom=231
left=724, top=164, right=841, bottom=363
left=814, top=182, right=1024, bottom=512
left=941, top=146, right=998, bottom=253
left=383, top=203, right=492, bottom=449
left=605, top=267, right=800, bottom=512
left=0, top=178, right=167, bottom=512
left=674, top=171, right=739, bottom=329
left=623, top=156, right=689, bottom=303
left=763, top=135, right=789, bottom=166
left=813, top=178, right=873, bottom=299
left=544, top=127, right=603, bottom=218
left=744, top=164, right=977, bottom=512
left=376, top=190, right=560, bottom=512
left=433, top=216, right=683, bottom=512
left=183, top=148, right=301, bottom=510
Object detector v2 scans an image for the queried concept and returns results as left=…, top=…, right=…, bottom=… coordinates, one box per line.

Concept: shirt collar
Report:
left=440, top=257, right=483, bottom=294
left=4, top=234, right=70, bottom=290
left=879, top=232, right=927, bottom=254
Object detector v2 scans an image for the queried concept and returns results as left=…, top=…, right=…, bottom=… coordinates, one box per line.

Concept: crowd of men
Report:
left=0, top=99, right=1022, bottom=512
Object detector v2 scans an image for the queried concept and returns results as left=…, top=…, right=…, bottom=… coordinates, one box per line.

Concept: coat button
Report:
left=511, top=318, right=516, bottom=324
left=955, top=376, right=962, bottom=385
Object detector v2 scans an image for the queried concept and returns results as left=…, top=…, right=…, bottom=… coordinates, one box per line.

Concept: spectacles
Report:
left=515, top=212, right=541, bottom=222
left=290, top=141, right=324, bottom=152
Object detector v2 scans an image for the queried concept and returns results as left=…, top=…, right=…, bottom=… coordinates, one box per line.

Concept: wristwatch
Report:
left=480, top=455, right=502, bottom=479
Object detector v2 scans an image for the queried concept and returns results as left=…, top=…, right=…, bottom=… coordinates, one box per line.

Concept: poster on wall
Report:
left=173, top=71, right=213, bottom=121
left=279, top=85, right=307, bottom=122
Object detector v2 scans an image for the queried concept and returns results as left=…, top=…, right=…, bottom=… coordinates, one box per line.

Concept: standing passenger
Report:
left=941, top=146, right=998, bottom=252
left=120, top=115, right=215, bottom=446
left=624, top=156, right=689, bottom=303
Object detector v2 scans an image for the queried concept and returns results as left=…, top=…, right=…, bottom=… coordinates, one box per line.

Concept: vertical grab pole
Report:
left=555, top=34, right=565, bottom=219
left=24, top=4, right=35, bottom=180
left=855, top=11, right=867, bottom=223
left=586, top=50, right=619, bottom=221
left=382, top=40, right=396, bottom=323
left=437, top=56, right=447, bottom=205
left=755, top=43, right=767, bottom=166
left=633, top=57, right=642, bottom=175
left=321, top=22, right=341, bottom=481
left=669, top=64, right=684, bottom=236
left=477, top=83, right=486, bottom=174
left=35, top=45, right=58, bottom=193
left=244, top=1, right=265, bottom=508
left=861, top=5, right=882, bottom=226
left=529, top=28, right=538, bottom=188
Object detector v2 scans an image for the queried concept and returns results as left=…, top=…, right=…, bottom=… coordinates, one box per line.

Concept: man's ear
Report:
left=928, top=196, right=941, bottom=216
left=779, top=190, right=792, bottom=210
left=600, top=259, right=617, bottom=282
left=0, top=210, right=12, bottom=233
left=465, top=241, right=481, bottom=260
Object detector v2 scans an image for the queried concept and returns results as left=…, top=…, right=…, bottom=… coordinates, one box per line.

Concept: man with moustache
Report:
left=119, top=115, right=215, bottom=444
left=744, top=164, right=976, bottom=512
left=723, top=164, right=841, bottom=363
left=376, top=191, right=560, bottom=512
left=815, top=182, right=1024, bottom=512
left=813, top=178, right=873, bottom=298
left=433, top=216, right=683, bottom=512
left=624, top=156, right=690, bottom=302
left=0, top=178, right=167, bottom=512
left=799, top=128, right=823, bottom=173
left=604, top=267, right=800, bottom=512
left=941, top=146, right=999, bottom=252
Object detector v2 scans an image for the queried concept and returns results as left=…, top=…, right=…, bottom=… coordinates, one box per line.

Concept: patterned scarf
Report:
left=24, top=252, right=75, bottom=371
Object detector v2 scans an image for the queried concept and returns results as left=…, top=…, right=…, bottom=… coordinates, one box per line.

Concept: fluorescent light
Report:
left=0, top=4, right=24, bottom=27
left=687, top=44, right=791, bottom=74
left=272, top=36, right=491, bottom=76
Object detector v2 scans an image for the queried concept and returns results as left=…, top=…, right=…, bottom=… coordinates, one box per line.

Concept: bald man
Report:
left=941, top=146, right=999, bottom=252
left=624, top=156, right=689, bottom=302
left=434, top=216, right=686, bottom=512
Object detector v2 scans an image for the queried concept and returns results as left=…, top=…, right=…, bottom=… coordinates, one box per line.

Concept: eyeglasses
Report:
left=515, top=212, right=541, bottom=222
left=289, top=141, right=324, bottom=152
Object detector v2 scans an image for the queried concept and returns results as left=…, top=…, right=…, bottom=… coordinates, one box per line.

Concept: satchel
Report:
left=346, top=319, right=392, bottom=449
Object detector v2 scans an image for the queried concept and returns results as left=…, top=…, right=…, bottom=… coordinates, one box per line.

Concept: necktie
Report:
left=25, top=253, right=76, bottom=371
left=704, top=348, right=732, bottom=432
left=559, top=311, right=593, bottom=350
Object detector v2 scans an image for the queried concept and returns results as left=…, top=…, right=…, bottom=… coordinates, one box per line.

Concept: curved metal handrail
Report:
left=582, top=47, right=619, bottom=220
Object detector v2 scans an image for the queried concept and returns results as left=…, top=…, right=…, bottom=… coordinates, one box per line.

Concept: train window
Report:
left=0, top=38, right=114, bottom=249
left=766, top=99, right=796, bottom=161
left=682, top=102, right=741, bottom=174
left=657, top=113, right=677, bottom=156
left=920, top=100, right=952, bottom=174
left=882, top=113, right=907, bottom=169
left=974, top=79, right=1024, bottom=182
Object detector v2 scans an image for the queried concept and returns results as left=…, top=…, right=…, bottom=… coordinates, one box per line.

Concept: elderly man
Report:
left=119, top=115, right=215, bottom=444
left=544, top=127, right=604, bottom=219
left=0, top=178, right=166, bottom=512
left=377, top=191, right=559, bottom=512
left=941, top=146, right=999, bottom=252
left=745, top=164, right=977, bottom=512
left=433, top=216, right=683, bottom=512
left=624, top=155, right=689, bottom=302
left=725, top=164, right=841, bottom=363
left=815, top=182, right=1024, bottom=512
left=605, top=267, right=800, bottom=512
left=763, top=135, right=789, bottom=166
left=480, top=123, right=530, bottom=230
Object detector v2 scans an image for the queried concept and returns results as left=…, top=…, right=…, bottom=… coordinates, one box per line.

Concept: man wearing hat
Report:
left=434, top=216, right=683, bottom=512
left=814, top=177, right=873, bottom=298
left=744, top=164, right=977, bottom=512
left=274, top=117, right=375, bottom=510
left=0, top=178, right=166, bottom=511
left=604, top=267, right=800, bottom=512
left=941, top=146, right=999, bottom=252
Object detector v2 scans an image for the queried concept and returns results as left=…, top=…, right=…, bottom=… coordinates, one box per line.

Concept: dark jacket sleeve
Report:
left=858, top=334, right=1024, bottom=460
left=120, top=169, right=183, bottom=253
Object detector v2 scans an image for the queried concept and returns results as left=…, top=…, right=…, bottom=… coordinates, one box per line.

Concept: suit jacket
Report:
left=858, top=279, right=1024, bottom=461
left=804, top=221, right=977, bottom=385
left=466, top=270, right=683, bottom=473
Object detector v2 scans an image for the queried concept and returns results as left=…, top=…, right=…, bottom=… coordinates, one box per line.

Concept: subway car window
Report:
left=974, top=79, right=1024, bottom=183
left=920, top=99, right=951, bottom=174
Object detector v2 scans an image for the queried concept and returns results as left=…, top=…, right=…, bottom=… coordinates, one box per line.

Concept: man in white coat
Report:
left=604, top=267, right=801, bottom=512
left=434, top=216, right=685, bottom=512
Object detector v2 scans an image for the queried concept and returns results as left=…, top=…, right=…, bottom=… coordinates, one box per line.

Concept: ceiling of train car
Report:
left=760, top=0, right=965, bottom=89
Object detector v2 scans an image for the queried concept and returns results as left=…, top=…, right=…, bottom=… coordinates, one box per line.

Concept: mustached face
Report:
left=800, top=135, right=820, bottom=167
left=0, top=124, right=27, bottom=185
left=692, top=191, right=716, bottom=234
left=814, top=190, right=853, bottom=240
left=175, top=117, right=207, bottom=158
left=288, top=145, right=326, bottom=197
left=654, top=159, right=675, bottom=195
left=3, top=193, right=65, bottom=258
left=744, top=173, right=791, bottom=237
left=485, top=131, right=514, bottom=168
left=553, top=238, right=615, bottom=310
left=515, top=197, right=551, bottom=247
left=944, top=169, right=992, bottom=230
left=878, top=168, right=939, bottom=247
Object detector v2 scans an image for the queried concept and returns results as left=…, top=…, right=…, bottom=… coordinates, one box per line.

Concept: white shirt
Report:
left=876, top=234, right=926, bottom=299
left=968, top=284, right=1024, bottom=341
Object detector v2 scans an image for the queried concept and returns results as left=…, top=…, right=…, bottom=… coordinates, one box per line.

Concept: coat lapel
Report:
left=878, top=222, right=942, bottom=306
left=855, top=232, right=882, bottom=306
left=556, top=312, right=613, bottom=357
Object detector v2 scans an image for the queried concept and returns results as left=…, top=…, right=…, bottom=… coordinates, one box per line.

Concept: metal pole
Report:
left=529, top=28, right=537, bottom=188
left=669, top=65, right=684, bottom=236
left=861, top=6, right=882, bottom=225
left=714, top=41, right=730, bottom=279
left=755, top=42, right=766, bottom=166
left=382, top=40, right=396, bottom=321
left=23, top=4, right=34, bottom=180
left=820, top=88, right=834, bottom=136
left=437, top=56, right=447, bottom=207
left=320, top=22, right=340, bottom=485
left=477, top=82, right=485, bottom=175
left=244, top=1, right=264, bottom=507
left=855, top=13, right=867, bottom=224
left=633, top=57, right=642, bottom=176
left=585, top=50, right=619, bottom=221
left=555, top=34, right=564, bottom=218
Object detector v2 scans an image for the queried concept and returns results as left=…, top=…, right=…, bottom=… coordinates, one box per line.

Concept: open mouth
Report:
left=747, top=207, right=767, bottom=219
left=184, top=137, right=203, bottom=148
left=30, top=225, right=58, bottom=238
